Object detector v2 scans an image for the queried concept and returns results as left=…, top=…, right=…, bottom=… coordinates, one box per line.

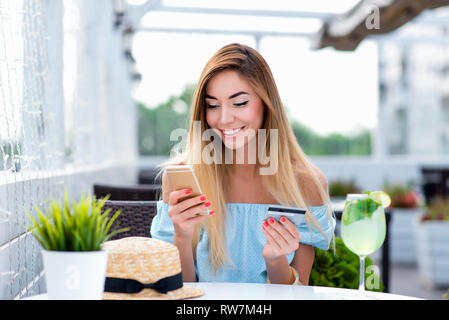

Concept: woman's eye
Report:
left=206, top=103, right=219, bottom=109
left=233, top=101, right=248, bottom=107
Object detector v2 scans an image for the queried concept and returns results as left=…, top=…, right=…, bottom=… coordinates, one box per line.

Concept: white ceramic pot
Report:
left=42, top=250, right=108, bottom=300
left=390, top=208, right=422, bottom=264
left=413, top=219, right=449, bottom=287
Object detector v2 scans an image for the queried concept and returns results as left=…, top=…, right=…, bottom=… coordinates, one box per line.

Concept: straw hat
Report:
left=102, top=237, right=203, bottom=300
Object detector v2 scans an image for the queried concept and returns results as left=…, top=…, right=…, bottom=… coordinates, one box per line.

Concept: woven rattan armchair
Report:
left=103, top=200, right=158, bottom=240
left=138, top=167, right=162, bottom=185
left=93, top=184, right=161, bottom=201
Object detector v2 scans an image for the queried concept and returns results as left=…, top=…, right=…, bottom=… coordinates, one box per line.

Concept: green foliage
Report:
left=26, top=192, right=129, bottom=251
left=383, top=182, right=420, bottom=209
left=421, top=197, right=449, bottom=222
left=310, top=237, right=384, bottom=292
left=329, top=179, right=361, bottom=197
left=342, top=198, right=381, bottom=226
left=291, top=121, right=372, bottom=156
left=138, top=84, right=194, bottom=156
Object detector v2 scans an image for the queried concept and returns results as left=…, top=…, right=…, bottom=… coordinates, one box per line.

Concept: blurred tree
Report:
left=138, top=85, right=194, bottom=155
left=291, top=120, right=371, bottom=156
left=138, top=84, right=372, bottom=156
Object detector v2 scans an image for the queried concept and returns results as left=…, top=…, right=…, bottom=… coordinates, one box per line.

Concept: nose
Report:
left=219, top=104, right=234, bottom=125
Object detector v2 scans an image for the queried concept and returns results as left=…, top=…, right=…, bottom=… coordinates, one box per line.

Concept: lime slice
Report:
left=368, top=191, right=391, bottom=208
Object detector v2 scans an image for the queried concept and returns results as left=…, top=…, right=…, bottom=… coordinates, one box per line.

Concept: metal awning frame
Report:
left=119, top=0, right=449, bottom=50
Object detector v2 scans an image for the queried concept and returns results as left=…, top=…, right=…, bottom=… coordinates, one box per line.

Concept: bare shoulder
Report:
left=296, top=163, right=328, bottom=206
left=161, top=162, right=185, bottom=203
left=309, top=163, right=328, bottom=191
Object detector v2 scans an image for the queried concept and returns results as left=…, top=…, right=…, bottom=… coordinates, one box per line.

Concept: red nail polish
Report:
left=209, top=210, right=215, bottom=215
left=268, top=218, right=275, bottom=224
left=200, top=195, right=206, bottom=201
left=263, top=220, right=269, bottom=227
left=204, top=201, right=212, bottom=207
left=280, top=217, right=286, bottom=223
left=185, top=189, right=191, bottom=195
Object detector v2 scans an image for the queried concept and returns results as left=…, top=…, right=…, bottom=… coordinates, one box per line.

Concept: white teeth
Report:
left=223, top=127, right=243, bottom=135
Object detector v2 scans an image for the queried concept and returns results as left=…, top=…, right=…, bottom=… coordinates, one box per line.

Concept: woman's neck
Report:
left=230, top=163, right=259, bottom=180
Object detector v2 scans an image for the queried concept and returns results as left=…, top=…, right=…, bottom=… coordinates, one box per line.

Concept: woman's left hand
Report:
left=262, top=217, right=301, bottom=261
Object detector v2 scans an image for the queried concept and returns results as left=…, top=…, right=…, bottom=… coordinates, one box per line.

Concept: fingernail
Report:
left=204, top=201, right=212, bottom=207
left=280, top=217, right=286, bottom=223
left=185, top=189, right=191, bottom=195
left=263, top=220, right=269, bottom=227
left=209, top=210, right=215, bottom=215
left=200, top=195, right=206, bottom=201
left=268, top=218, right=275, bottom=224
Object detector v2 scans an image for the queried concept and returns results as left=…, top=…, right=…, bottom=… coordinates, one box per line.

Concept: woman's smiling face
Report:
left=205, top=70, right=264, bottom=151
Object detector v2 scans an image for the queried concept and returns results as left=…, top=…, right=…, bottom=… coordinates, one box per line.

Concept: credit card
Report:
left=265, top=205, right=307, bottom=226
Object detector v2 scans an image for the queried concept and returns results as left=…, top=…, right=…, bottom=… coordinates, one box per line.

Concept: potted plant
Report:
left=329, top=179, right=362, bottom=214
left=329, top=179, right=361, bottom=201
left=383, top=182, right=423, bottom=264
left=27, top=192, right=128, bottom=300
left=413, top=197, right=449, bottom=287
left=310, top=237, right=384, bottom=292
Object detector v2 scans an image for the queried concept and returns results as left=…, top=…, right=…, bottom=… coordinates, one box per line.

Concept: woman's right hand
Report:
left=167, top=189, right=213, bottom=240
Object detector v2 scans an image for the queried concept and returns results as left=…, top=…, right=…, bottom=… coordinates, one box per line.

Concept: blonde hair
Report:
left=156, top=43, right=334, bottom=272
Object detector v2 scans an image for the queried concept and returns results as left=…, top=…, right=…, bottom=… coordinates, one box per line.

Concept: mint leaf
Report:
left=342, top=198, right=381, bottom=226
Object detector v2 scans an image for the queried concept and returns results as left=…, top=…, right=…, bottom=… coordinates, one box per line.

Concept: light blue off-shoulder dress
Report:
left=150, top=201, right=335, bottom=283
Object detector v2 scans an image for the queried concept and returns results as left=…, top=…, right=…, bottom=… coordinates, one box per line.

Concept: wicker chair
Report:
left=93, top=183, right=161, bottom=201
left=102, top=200, right=158, bottom=240
left=138, top=167, right=162, bottom=185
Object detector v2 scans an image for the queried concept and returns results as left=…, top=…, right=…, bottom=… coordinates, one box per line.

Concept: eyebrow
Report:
left=205, top=91, right=249, bottom=100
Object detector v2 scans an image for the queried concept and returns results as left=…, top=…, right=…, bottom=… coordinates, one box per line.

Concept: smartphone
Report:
left=265, top=205, right=306, bottom=226
left=165, top=165, right=210, bottom=215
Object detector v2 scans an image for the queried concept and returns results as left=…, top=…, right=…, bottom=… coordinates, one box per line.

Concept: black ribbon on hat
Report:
left=104, top=272, right=183, bottom=294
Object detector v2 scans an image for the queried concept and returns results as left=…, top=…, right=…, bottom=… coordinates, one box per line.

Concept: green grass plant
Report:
left=27, top=192, right=128, bottom=251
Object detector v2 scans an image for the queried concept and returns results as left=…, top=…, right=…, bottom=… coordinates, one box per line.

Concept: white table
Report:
left=25, top=282, right=421, bottom=300
left=188, top=282, right=421, bottom=300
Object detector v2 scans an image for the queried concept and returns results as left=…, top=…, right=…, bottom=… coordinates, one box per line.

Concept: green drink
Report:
left=341, top=195, right=386, bottom=256
left=340, top=193, right=388, bottom=296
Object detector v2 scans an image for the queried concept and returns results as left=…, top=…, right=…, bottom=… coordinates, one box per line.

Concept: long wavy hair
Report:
left=157, top=43, right=334, bottom=271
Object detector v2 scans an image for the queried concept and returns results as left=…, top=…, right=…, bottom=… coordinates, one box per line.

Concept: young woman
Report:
left=151, top=43, right=335, bottom=285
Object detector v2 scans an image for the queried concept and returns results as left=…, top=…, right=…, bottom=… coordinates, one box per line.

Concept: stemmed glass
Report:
left=340, top=193, right=386, bottom=298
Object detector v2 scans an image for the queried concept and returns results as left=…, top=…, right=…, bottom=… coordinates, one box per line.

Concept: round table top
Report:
left=25, top=282, right=422, bottom=300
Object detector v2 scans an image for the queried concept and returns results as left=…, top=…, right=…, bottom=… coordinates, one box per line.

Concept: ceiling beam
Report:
left=126, top=1, right=449, bottom=49
left=311, top=0, right=449, bottom=51
left=144, top=5, right=332, bottom=19
left=127, top=3, right=332, bottom=29
left=137, top=26, right=312, bottom=38
left=137, top=25, right=449, bottom=47
left=127, top=0, right=163, bottom=24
